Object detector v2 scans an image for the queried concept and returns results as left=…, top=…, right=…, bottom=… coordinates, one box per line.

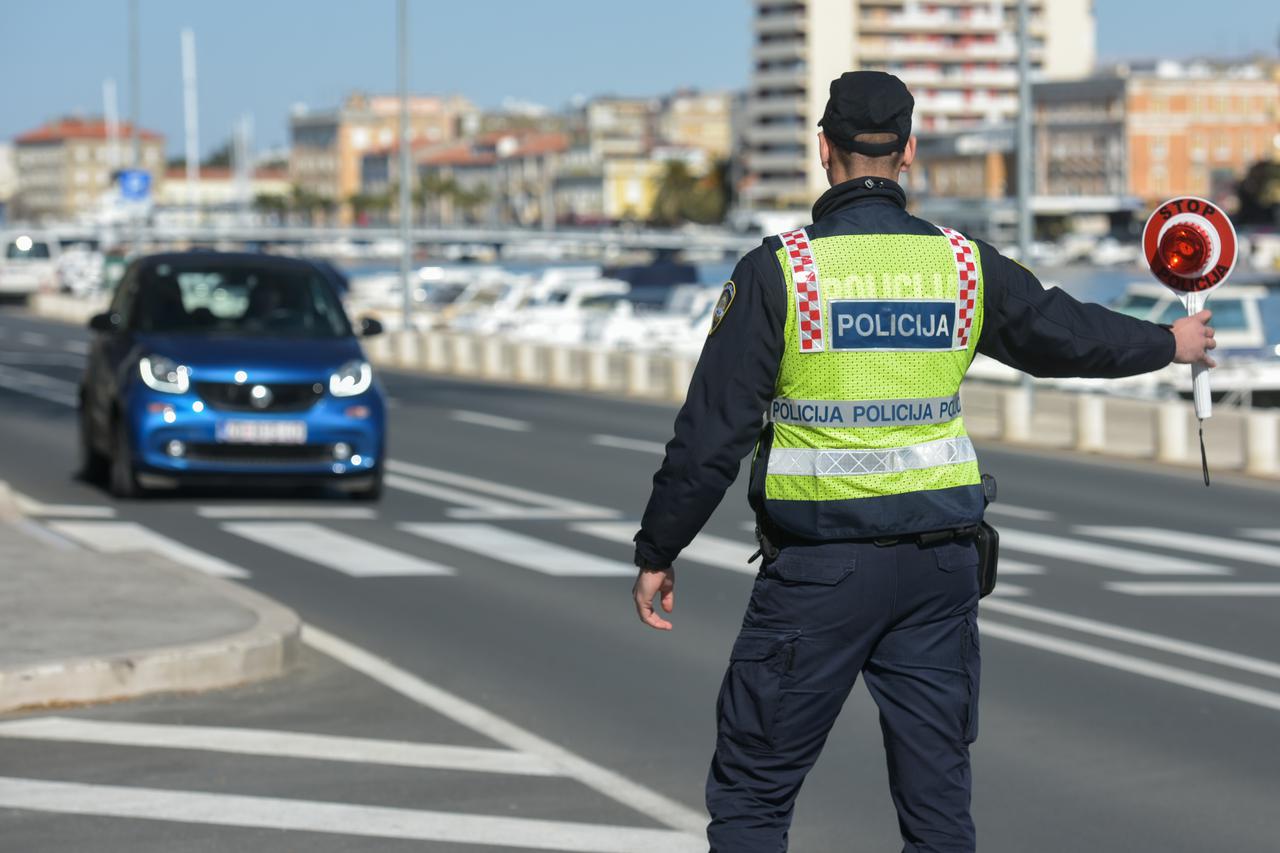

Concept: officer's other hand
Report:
left=632, top=567, right=675, bottom=631
left=1171, top=309, right=1217, bottom=368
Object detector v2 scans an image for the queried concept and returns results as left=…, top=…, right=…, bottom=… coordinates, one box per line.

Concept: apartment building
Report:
left=658, top=91, right=735, bottom=160
left=289, top=92, right=478, bottom=222
left=11, top=117, right=164, bottom=221
left=745, top=0, right=1095, bottom=208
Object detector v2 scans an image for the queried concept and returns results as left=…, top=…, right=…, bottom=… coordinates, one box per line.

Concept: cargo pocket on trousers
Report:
left=960, top=609, right=981, bottom=744
left=934, top=540, right=979, bottom=573
left=716, top=627, right=801, bottom=752
left=767, top=552, right=855, bottom=585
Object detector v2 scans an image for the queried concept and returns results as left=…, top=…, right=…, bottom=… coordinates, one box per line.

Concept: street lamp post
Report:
left=398, top=0, right=413, bottom=334
left=1016, top=0, right=1035, bottom=398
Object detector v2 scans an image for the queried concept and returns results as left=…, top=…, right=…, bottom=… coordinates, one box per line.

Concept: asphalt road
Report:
left=0, top=307, right=1278, bottom=852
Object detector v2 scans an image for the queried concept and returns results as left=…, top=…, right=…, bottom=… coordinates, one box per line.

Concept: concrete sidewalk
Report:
left=0, top=495, right=299, bottom=713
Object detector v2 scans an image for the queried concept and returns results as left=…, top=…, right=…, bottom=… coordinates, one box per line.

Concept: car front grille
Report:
left=184, top=443, right=334, bottom=465
left=194, top=381, right=324, bottom=413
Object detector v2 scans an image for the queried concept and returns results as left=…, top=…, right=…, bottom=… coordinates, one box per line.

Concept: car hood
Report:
left=134, top=334, right=364, bottom=383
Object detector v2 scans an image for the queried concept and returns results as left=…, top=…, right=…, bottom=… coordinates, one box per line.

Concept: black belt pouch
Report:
left=974, top=521, right=999, bottom=598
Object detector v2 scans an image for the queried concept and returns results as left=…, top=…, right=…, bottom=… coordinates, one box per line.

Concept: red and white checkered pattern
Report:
left=779, top=228, right=824, bottom=353
left=939, top=226, right=978, bottom=349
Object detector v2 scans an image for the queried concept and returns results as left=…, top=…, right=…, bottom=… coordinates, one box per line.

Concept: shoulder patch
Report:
left=708, top=280, right=736, bottom=336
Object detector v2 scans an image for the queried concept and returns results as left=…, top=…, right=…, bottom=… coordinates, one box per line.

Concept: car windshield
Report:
left=6, top=240, right=51, bottom=260
left=133, top=261, right=351, bottom=338
left=1153, top=297, right=1249, bottom=332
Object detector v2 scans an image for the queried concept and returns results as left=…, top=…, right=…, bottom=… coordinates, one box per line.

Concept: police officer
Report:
left=630, top=71, right=1217, bottom=853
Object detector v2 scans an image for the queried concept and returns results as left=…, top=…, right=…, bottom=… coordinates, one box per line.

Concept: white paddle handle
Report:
left=1192, top=361, right=1211, bottom=420
left=1181, top=291, right=1211, bottom=420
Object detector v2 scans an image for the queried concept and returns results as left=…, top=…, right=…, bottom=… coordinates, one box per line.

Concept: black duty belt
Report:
left=872, top=525, right=980, bottom=548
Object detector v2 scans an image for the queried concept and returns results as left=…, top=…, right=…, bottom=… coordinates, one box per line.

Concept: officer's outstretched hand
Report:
left=1171, top=309, right=1218, bottom=368
left=632, top=567, right=675, bottom=631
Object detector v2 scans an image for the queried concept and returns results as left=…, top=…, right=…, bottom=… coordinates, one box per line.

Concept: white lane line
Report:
left=0, top=351, right=86, bottom=367
left=223, top=522, right=453, bottom=577
left=1240, top=528, right=1280, bottom=543
left=572, top=521, right=757, bottom=575
left=387, top=459, right=619, bottom=520
left=988, top=583, right=1031, bottom=597
left=48, top=521, right=249, bottom=578
left=17, top=331, right=48, bottom=346
left=386, top=472, right=529, bottom=516
left=400, top=523, right=633, bottom=577
left=985, top=504, right=1055, bottom=522
left=63, top=340, right=90, bottom=355
left=591, top=434, right=666, bottom=455
left=0, top=364, right=77, bottom=406
left=11, top=490, right=115, bottom=518
left=980, top=620, right=1280, bottom=713
left=1000, top=528, right=1229, bottom=575
left=450, top=410, right=532, bottom=432
left=303, top=624, right=707, bottom=836
left=196, top=505, right=376, bottom=520
left=0, top=717, right=559, bottom=777
left=1077, top=526, right=1280, bottom=568
left=981, top=598, right=1280, bottom=680
left=0, top=777, right=702, bottom=853
left=999, top=558, right=1044, bottom=575
left=1107, top=582, right=1280, bottom=597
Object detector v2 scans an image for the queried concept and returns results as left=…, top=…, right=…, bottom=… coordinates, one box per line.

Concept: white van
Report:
left=0, top=233, right=60, bottom=299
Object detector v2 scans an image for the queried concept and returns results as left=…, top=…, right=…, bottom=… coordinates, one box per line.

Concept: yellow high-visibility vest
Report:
left=756, top=225, right=985, bottom=539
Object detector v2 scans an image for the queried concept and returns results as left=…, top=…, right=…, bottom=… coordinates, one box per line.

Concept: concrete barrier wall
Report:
left=29, top=293, right=1280, bottom=479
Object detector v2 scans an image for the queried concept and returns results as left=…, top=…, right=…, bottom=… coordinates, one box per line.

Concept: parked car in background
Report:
left=79, top=251, right=386, bottom=498
left=0, top=232, right=60, bottom=300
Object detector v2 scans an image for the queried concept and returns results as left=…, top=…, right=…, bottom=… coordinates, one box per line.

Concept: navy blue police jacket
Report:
left=633, top=177, right=1177, bottom=570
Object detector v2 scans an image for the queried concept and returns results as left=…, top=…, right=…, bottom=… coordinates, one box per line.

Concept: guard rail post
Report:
left=669, top=355, right=695, bottom=403
left=626, top=352, right=652, bottom=397
left=515, top=342, right=542, bottom=384
left=1075, top=393, right=1106, bottom=452
left=395, top=329, right=419, bottom=368
left=1245, top=409, right=1280, bottom=477
left=548, top=345, right=575, bottom=388
left=480, top=338, right=505, bottom=379
left=451, top=334, right=477, bottom=375
left=587, top=348, right=612, bottom=392
left=424, top=331, right=449, bottom=372
left=1156, top=400, right=1189, bottom=464
left=1000, top=384, right=1033, bottom=443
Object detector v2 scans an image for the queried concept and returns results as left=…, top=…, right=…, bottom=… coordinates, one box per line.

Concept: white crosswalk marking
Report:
left=11, top=489, right=115, bottom=518
left=0, top=778, right=703, bottom=853
left=0, top=717, right=559, bottom=776
left=387, top=459, right=618, bottom=520
left=1000, top=528, right=1229, bottom=575
left=196, top=505, right=377, bottom=520
left=401, top=523, right=633, bottom=577
left=1107, top=582, right=1280, bottom=597
left=224, top=522, right=454, bottom=577
left=48, top=521, right=249, bottom=578
left=986, top=504, right=1055, bottom=522
left=999, top=558, right=1044, bottom=575
left=572, top=521, right=757, bottom=574
left=1078, top=526, right=1280, bottom=567
left=1239, top=528, right=1280, bottom=543
left=63, top=339, right=90, bottom=355
left=450, top=409, right=532, bottom=432
left=591, top=434, right=667, bottom=455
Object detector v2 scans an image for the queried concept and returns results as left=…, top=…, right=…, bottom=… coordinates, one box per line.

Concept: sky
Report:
left=1, top=0, right=1276, bottom=157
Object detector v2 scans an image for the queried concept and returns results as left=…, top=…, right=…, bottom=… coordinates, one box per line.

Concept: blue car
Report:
left=79, top=252, right=386, bottom=499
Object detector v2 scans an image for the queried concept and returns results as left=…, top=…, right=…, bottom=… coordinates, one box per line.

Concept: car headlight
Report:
left=139, top=355, right=190, bottom=394
left=329, top=359, right=372, bottom=397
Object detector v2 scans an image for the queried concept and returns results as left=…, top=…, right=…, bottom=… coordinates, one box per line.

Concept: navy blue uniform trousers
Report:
left=706, top=536, right=981, bottom=852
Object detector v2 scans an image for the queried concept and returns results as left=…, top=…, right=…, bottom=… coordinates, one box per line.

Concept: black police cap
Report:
left=818, top=71, right=914, bottom=157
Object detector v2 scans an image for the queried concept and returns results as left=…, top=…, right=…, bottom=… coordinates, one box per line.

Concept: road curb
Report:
left=0, top=518, right=301, bottom=713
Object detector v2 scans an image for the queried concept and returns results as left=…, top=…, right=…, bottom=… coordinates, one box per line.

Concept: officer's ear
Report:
left=899, top=136, right=918, bottom=172
left=818, top=132, right=832, bottom=172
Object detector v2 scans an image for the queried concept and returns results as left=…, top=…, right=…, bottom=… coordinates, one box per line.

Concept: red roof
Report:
left=419, top=143, right=496, bottom=167
left=16, top=117, right=162, bottom=144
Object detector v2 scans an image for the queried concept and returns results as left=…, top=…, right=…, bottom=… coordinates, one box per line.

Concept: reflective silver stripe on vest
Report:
left=767, top=436, right=977, bottom=477
left=768, top=394, right=962, bottom=428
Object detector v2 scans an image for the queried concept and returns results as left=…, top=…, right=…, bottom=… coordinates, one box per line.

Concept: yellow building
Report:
left=289, top=92, right=477, bottom=222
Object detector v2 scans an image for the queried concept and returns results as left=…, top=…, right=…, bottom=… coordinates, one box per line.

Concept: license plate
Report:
left=215, top=420, right=307, bottom=445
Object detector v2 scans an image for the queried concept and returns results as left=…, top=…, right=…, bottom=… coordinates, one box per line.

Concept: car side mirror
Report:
left=359, top=316, right=383, bottom=337
left=88, top=312, right=119, bottom=333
